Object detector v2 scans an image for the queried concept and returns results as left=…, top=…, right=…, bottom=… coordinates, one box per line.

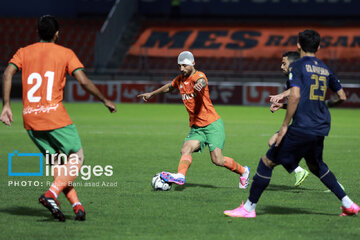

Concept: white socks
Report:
left=341, top=196, right=353, bottom=208
left=242, top=167, right=250, bottom=178
left=294, top=166, right=304, bottom=173
left=244, top=199, right=257, bottom=212
left=49, top=189, right=58, bottom=199
left=72, top=202, right=82, bottom=208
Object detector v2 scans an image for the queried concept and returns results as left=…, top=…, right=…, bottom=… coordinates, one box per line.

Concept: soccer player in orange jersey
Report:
left=0, top=15, right=116, bottom=221
left=138, top=51, right=250, bottom=188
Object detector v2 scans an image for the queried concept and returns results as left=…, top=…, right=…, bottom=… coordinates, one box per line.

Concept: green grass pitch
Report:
left=0, top=102, right=359, bottom=240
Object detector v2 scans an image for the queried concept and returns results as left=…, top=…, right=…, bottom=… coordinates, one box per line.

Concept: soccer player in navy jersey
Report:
left=224, top=29, right=359, bottom=218
left=268, top=51, right=310, bottom=187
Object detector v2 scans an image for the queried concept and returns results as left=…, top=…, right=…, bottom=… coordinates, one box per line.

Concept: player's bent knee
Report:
left=261, top=156, right=276, bottom=168
left=180, top=146, right=193, bottom=155
left=181, top=140, right=200, bottom=155
left=69, top=148, right=84, bottom=165
left=211, top=156, right=224, bottom=166
left=210, top=148, right=224, bottom=166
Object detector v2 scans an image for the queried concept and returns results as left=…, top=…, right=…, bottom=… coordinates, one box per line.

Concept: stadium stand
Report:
left=0, top=17, right=104, bottom=69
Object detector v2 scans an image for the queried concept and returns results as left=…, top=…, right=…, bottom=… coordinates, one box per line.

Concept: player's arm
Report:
left=73, top=70, right=116, bottom=113
left=275, top=86, right=300, bottom=147
left=269, top=89, right=291, bottom=103
left=325, top=88, right=346, bottom=108
left=0, top=64, right=17, bottom=126
left=194, top=78, right=207, bottom=91
left=270, top=102, right=288, bottom=113
left=137, top=83, right=174, bottom=102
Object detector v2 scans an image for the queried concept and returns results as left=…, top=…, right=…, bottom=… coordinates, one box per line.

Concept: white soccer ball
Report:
left=152, top=173, right=172, bottom=191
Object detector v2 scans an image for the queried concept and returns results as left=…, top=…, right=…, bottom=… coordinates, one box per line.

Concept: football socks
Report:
left=224, top=157, right=245, bottom=175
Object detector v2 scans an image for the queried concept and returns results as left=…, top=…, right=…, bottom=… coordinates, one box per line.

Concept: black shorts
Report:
left=266, top=128, right=325, bottom=173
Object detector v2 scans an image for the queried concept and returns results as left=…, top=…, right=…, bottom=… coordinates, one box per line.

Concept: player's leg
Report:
left=63, top=186, right=86, bottom=220
left=160, top=138, right=201, bottom=185
left=268, top=132, right=308, bottom=186
left=293, top=165, right=309, bottom=187
left=206, top=118, right=250, bottom=188
left=209, top=148, right=250, bottom=189
left=305, top=136, right=359, bottom=216
left=224, top=155, right=275, bottom=218
left=50, top=149, right=86, bottom=220
left=268, top=132, right=278, bottom=147
left=27, top=130, right=66, bottom=221
left=35, top=124, right=85, bottom=221
left=225, top=129, right=302, bottom=218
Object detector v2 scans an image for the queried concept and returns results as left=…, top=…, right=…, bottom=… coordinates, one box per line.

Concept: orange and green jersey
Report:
left=171, top=70, right=220, bottom=127
left=9, top=42, right=84, bottom=131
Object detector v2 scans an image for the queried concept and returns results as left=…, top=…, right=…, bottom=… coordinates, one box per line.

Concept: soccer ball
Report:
left=151, top=173, right=172, bottom=191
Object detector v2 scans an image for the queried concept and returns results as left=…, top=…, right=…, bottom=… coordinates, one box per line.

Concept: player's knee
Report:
left=180, top=146, right=192, bottom=156
left=268, top=133, right=277, bottom=147
left=210, top=148, right=224, bottom=166
left=181, top=141, right=199, bottom=155
left=211, top=156, right=224, bottom=166
left=69, top=148, right=84, bottom=165
left=261, top=156, right=276, bottom=168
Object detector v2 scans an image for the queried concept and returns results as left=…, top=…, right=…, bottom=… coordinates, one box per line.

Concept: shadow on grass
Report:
left=267, top=184, right=314, bottom=192
left=0, top=206, right=72, bottom=222
left=259, top=205, right=336, bottom=216
left=174, top=182, right=217, bottom=191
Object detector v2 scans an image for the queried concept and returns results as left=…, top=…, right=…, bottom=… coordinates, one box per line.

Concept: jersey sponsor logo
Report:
left=182, top=92, right=196, bottom=101
left=23, top=104, right=59, bottom=115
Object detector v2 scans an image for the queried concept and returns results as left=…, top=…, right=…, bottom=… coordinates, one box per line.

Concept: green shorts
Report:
left=185, top=118, right=225, bottom=152
left=27, top=124, right=82, bottom=155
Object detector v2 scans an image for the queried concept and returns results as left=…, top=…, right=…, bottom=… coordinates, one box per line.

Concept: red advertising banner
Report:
left=243, top=83, right=282, bottom=106
left=327, top=84, right=360, bottom=108
left=120, top=82, right=160, bottom=103
left=128, top=27, right=360, bottom=59
left=69, top=81, right=121, bottom=102
left=67, top=81, right=360, bottom=108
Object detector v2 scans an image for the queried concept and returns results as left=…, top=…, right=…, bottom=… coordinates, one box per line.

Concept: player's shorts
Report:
left=27, top=124, right=82, bottom=155
left=266, top=127, right=325, bottom=173
left=185, top=118, right=225, bottom=152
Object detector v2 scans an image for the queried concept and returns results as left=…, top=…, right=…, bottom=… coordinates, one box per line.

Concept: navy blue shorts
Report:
left=266, top=128, right=325, bottom=173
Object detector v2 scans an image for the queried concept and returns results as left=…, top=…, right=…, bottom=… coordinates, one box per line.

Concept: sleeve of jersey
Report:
left=9, top=48, right=23, bottom=71
left=288, top=63, right=302, bottom=89
left=195, top=72, right=208, bottom=84
left=171, top=76, right=179, bottom=89
left=67, top=50, right=84, bottom=76
left=328, top=72, right=342, bottom=92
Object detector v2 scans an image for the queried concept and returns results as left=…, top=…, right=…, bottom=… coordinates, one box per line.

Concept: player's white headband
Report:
left=178, top=51, right=194, bottom=66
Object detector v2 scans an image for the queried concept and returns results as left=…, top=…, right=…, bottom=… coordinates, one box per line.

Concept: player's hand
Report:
left=270, top=102, right=283, bottom=113
left=269, top=94, right=285, bottom=103
left=275, top=125, right=288, bottom=147
left=268, top=132, right=278, bottom=147
left=194, top=81, right=205, bottom=92
left=0, top=105, right=14, bottom=126
left=104, top=99, right=117, bottom=113
left=137, top=93, right=153, bottom=102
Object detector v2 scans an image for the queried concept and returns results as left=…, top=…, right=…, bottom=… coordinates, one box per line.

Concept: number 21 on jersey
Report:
left=309, top=74, right=327, bottom=101
left=27, top=71, right=54, bottom=102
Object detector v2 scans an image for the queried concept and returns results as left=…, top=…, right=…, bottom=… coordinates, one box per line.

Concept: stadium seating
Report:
left=0, top=17, right=104, bottom=69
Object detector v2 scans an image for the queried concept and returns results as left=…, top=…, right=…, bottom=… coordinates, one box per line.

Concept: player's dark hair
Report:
left=298, top=29, right=320, bottom=53
left=282, top=51, right=300, bottom=63
left=38, top=15, right=59, bottom=41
